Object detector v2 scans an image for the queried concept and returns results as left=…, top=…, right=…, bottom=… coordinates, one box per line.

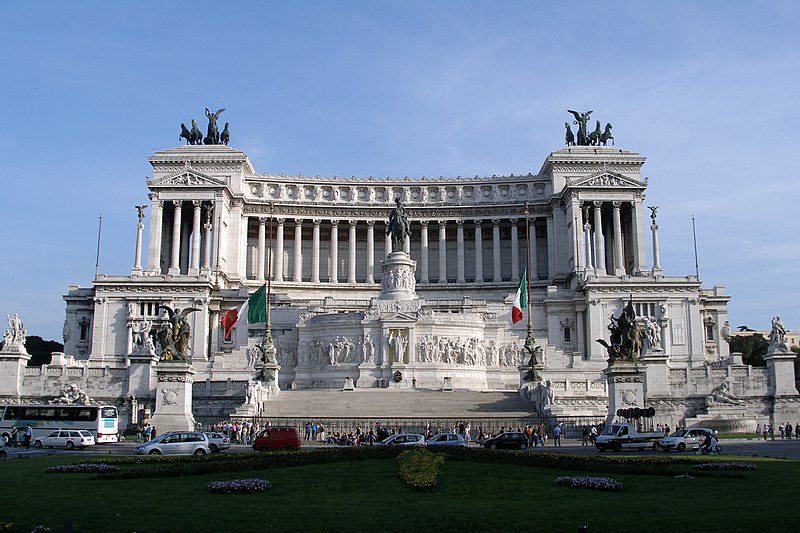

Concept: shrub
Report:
left=398, top=448, right=445, bottom=489
left=694, top=462, right=757, bottom=471
left=46, top=463, right=118, bottom=474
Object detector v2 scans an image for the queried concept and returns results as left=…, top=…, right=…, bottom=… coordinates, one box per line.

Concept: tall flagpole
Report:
left=523, top=203, right=539, bottom=381
left=95, top=214, right=103, bottom=278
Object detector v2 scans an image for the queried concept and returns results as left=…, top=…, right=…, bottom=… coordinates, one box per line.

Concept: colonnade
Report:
left=143, top=200, right=215, bottom=276
left=578, top=200, right=646, bottom=276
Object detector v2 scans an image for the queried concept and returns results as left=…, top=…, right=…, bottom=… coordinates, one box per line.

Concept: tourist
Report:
left=10, top=426, right=18, bottom=447
left=786, top=423, right=793, bottom=440
left=553, top=424, right=562, bottom=447
left=763, top=424, right=769, bottom=441
left=311, top=422, right=318, bottom=441
left=23, top=425, right=32, bottom=449
left=136, top=425, right=143, bottom=444
left=663, top=424, right=671, bottom=436
left=779, top=423, right=785, bottom=439
left=796, top=424, right=800, bottom=440
left=769, top=424, right=775, bottom=440
left=755, top=424, right=761, bottom=440
left=304, top=421, right=311, bottom=441
left=581, top=426, right=589, bottom=446
left=144, top=424, right=152, bottom=442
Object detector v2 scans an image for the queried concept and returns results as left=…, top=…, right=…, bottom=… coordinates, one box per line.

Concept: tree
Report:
left=728, top=333, right=768, bottom=367
left=24, top=336, right=63, bottom=366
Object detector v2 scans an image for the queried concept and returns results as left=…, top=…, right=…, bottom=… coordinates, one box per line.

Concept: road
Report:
left=4, top=437, right=800, bottom=460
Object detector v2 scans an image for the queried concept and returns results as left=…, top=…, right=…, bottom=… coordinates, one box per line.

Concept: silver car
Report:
left=376, top=433, right=426, bottom=447
left=426, top=433, right=467, bottom=447
left=659, top=428, right=715, bottom=452
left=203, top=431, right=231, bottom=453
left=134, top=431, right=210, bottom=456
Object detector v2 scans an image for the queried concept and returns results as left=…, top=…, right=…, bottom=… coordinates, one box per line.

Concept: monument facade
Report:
left=2, top=111, right=796, bottom=431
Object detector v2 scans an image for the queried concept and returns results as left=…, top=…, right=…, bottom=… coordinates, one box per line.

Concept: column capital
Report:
left=172, top=199, right=183, bottom=208
left=438, top=220, right=447, bottom=227
left=312, top=219, right=321, bottom=227
left=366, top=220, right=375, bottom=228
left=593, top=200, right=603, bottom=208
left=612, top=201, right=622, bottom=209
left=456, top=220, right=464, bottom=228
left=330, top=220, right=339, bottom=228
left=192, top=200, right=203, bottom=209
left=474, top=219, right=483, bottom=227
left=420, top=220, right=429, bottom=228
left=294, top=218, right=304, bottom=226
left=259, top=217, right=267, bottom=225
left=349, top=220, right=357, bottom=228
left=492, top=219, right=501, bottom=226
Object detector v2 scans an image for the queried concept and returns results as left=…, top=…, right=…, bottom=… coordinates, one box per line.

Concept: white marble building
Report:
left=3, top=139, right=796, bottom=430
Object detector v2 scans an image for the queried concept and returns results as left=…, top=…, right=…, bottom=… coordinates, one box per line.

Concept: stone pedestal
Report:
left=603, top=361, right=647, bottom=426
left=0, top=347, right=31, bottom=398
left=379, top=252, right=417, bottom=300
left=149, top=362, right=197, bottom=433
left=764, top=350, right=798, bottom=396
left=259, top=361, right=281, bottom=398
left=126, top=353, right=160, bottom=399
left=640, top=352, right=670, bottom=397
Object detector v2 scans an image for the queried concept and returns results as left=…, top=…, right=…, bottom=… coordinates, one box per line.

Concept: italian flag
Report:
left=221, top=284, right=267, bottom=340
left=511, top=270, right=527, bottom=324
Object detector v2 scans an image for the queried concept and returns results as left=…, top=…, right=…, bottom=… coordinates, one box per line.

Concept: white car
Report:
left=376, top=433, right=426, bottom=447
left=203, top=431, right=231, bottom=453
left=134, top=431, right=211, bottom=456
left=426, top=432, right=467, bottom=447
left=34, top=429, right=95, bottom=449
left=659, top=428, right=715, bottom=452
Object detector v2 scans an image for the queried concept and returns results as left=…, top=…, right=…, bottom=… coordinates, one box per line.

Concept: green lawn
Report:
left=0, top=452, right=795, bottom=532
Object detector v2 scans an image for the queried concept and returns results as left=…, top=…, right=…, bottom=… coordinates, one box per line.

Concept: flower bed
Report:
left=398, top=449, right=445, bottom=489
left=208, top=479, right=272, bottom=494
left=46, top=463, right=118, bottom=474
left=554, top=476, right=623, bottom=492
left=694, top=462, right=757, bottom=471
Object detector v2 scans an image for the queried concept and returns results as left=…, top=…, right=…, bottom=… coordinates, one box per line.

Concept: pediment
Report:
left=567, top=171, right=646, bottom=189
left=148, top=170, right=226, bottom=187
left=380, top=312, right=419, bottom=323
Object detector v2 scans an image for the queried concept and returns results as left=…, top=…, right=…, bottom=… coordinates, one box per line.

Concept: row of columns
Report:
left=581, top=200, right=643, bottom=276
left=143, top=200, right=215, bottom=276
left=251, top=217, right=541, bottom=284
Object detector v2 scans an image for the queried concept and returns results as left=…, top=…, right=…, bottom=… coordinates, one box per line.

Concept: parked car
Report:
left=426, top=432, right=467, bottom=447
left=203, top=432, right=231, bottom=453
left=134, top=431, right=210, bottom=456
left=483, top=432, right=528, bottom=450
left=659, top=428, right=715, bottom=452
left=34, top=429, right=95, bottom=450
left=252, top=427, right=301, bottom=451
left=0, top=439, right=6, bottom=459
left=376, top=433, right=426, bottom=447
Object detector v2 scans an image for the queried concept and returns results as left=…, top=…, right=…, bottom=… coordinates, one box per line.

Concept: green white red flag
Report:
left=511, top=270, right=527, bottom=324
left=221, top=284, right=267, bottom=339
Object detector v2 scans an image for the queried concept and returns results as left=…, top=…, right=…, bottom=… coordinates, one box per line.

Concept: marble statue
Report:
left=1, top=314, right=27, bottom=352
left=707, top=382, right=742, bottom=406
left=641, top=316, right=662, bottom=351
left=768, top=316, right=788, bottom=352
left=50, top=383, right=91, bottom=405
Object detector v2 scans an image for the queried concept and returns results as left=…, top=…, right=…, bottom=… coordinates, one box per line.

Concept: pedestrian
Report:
left=304, top=421, right=311, bottom=441
left=135, top=425, right=143, bottom=444
left=755, top=424, right=761, bottom=440
left=10, top=426, right=18, bottom=447
left=554, top=424, right=562, bottom=447
left=769, top=424, right=775, bottom=440
left=796, top=423, right=800, bottom=440
left=787, top=423, right=793, bottom=440
left=23, top=424, right=33, bottom=449
left=779, top=423, right=785, bottom=439
left=144, top=424, right=152, bottom=442
left=582, top=426, right=589, bottom=446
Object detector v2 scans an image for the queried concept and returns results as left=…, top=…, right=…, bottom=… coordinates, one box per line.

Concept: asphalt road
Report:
left=5, top=437, right=800, bottom=460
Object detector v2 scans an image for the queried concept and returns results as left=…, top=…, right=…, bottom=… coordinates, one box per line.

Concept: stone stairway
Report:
left=260, top=389, right=536, bottom=419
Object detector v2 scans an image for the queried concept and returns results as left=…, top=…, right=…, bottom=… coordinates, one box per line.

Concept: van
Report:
left=252, top=427, right=301, bottom=451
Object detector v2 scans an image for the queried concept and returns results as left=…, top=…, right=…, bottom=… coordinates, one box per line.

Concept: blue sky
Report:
left=1, top=1, right=798, bottom=341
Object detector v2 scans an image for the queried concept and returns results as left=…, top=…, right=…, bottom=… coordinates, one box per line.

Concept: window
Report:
left=706, top=324, right=714, bottom=342
left=563, top=327, right=571, bottom=343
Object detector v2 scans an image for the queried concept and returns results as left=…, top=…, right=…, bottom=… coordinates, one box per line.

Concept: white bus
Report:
left=0, top=404, right=119, bottom=444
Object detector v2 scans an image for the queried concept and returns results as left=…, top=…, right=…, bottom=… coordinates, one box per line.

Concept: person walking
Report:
left=755, top=424, right=762, bottom=440
left=553, top=424, right=562, bottom=447
left=10, top=426, right=18, bottom=448
left=23, top=425, right=33, bottom=449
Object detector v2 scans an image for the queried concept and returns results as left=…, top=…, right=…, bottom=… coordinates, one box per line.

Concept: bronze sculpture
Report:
left=564, top=122, right=575, bottom=146
left=204, top=108, right=225, bottom=145
left=220, top=122, right=230, bottom=146
left=596, top=298, right=641, bottom=362
left=566, top=110, right=615, bottom=146
left=156, top=305, right=200, bottom=361
left=386, top=197, right=410, bottom=252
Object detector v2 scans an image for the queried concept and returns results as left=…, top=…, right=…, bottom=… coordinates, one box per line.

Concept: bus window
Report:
left=101, top=407, right=117, bottom=419
left=76, top=409, right=97, bottom=421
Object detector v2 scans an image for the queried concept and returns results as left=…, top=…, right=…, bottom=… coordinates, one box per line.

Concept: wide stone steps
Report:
left=261, top=389, right=535, bottom=419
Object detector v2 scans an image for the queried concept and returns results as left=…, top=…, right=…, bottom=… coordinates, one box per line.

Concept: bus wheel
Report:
left=34, top=441, right=43, bottom=449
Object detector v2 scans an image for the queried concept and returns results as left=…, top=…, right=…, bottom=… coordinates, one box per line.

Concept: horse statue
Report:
left=600, top=122, right=614, bottom=146
left=179, top=123, right=192, bottom=145
left=220, top=122, right=230, bottom=146
left=386, top=197, right=410, bottom=252
left=587, top=120, right=602, bottom=146
left=596, top=298, right=641, bottom=363
left=564, top=122, right=575, bottom=146
left=189, top=119, right=203, bottom=145
left=567, top=109, right=592, bottom=145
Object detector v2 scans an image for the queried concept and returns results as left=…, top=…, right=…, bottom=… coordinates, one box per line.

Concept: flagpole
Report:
left=523, top=202, right=538, bottom=379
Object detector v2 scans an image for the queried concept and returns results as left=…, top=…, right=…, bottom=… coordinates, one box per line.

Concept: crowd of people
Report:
left=755, top=422, right=800, bottom=440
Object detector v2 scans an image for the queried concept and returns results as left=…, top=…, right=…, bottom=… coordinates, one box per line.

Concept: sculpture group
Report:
left=597, top=299, right=642, bottom=362
left=565, top=109, right=614, bottom=146
left=1, top=314, right=27, bottom=352
left=156, top=305, right=199, bottom=361
left=180, top=108, right=230, bottom=146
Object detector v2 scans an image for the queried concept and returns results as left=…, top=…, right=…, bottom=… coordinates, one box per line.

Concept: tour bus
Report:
left=0, top=404, right=119, bottom=445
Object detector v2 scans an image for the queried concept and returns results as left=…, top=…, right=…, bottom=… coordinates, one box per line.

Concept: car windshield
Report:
left=669, top=429, right=688, bottom=438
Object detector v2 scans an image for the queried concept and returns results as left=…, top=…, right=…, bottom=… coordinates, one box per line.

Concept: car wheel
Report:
left=34, top=441, right=43, bottom=449
left=677, top=442, right=686, bottom=452
left=149, top=449, right=161, bottom=455
left=194, top=448, right=207, bottom=456
left=520, top=443, right=527, bottom=450
left=490, top=444, right=497, bottom=449
left=612, top=442, right=622, bottom=452
left=66, top=441, right=75, bottom=450
left=1, top=435, right=8, bottom=445
left=209, top=444, right=218, bottom=453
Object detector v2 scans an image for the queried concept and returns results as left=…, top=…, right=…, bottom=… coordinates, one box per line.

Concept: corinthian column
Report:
left=474, top=220, right=484, bottom=283
left=510, top=219, right=519, bottom=282
left=492, top=219, right=502, bottom=282
left=348, top=220, right=357, bottom=284
left=293, top=219, right=303, bottom=282
left=274, top=218, right=284, bottom=282
left=438, top=220, right=447, bottom=284
left=169, top=200, right=182, bottom=275
left=593, top=201, right=606, bottom=275
left=420, top=221, right=429, bottom=283
left=202, top=205, right=213, bottom=273
left=189, top=200, right=202, bottom=276
left=146, top=196, right=163, bottom=274
left=311, top=219, right=320, bottom=283
left=257, top=217, right=266, bottom=281
left=456, top=220, right=465, bottom=283
left=366, top=220, right=375, bottom=283
left=612, top=201, right=624, bottom=276
left=330, top=220, right=339, bottom=283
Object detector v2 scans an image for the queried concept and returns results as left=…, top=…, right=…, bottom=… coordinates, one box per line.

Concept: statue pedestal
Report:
left=603, top=361, right=647, bottom=426
left=0, top=346, right=31, bottom=398
left=259, top=361, right=281, bottom=398
left=149, top=362, right=197, bottom=433
left=379, top=252, right=417, bottom=300
left=765, top=349, right=798, bottom=396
